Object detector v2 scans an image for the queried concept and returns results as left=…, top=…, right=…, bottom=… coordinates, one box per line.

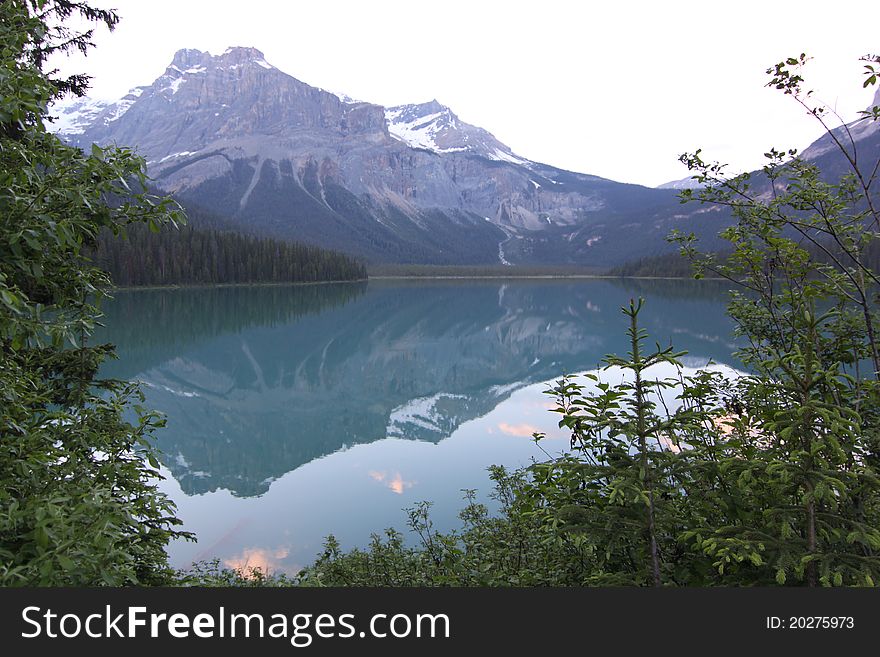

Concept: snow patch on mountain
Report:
left=385, top=100, right=532, bottom=165
left=154, top=151, right=197, bottom=164
left=326, top=90, right=365, bottom=105
left=385, top=106, right=466, bottom=154
left=104, top=98, right=135, bottom=122
left=490, top=148, right=529, bottom=165
left=50, top=86, right=145, bottom=135
left=161, top=76, right=187, bottom=95
left=49, top=97, right=111, bottom=135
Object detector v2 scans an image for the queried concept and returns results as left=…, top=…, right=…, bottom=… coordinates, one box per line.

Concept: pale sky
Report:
left=49, top=0, right=878, bottom=187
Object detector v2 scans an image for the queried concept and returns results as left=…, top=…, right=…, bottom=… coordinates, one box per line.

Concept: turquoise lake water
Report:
left=95, top=278, right=739, bottom=573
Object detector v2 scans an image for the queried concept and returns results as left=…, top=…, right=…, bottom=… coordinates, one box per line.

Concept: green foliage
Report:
left=524, top=300, right=725, bottom=585
left=1, top=0, right=190, bottom=585
left=669, top=54, right=880, bottom=586
left=277, top=55, right=880, bottom=588
left=176, top=559, right=297, bottom=587
left=292, top=467, right=601, bottom=587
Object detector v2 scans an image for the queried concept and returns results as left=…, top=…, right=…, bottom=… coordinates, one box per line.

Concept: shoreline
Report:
left=110, top=278, right=369, bottom=292
left=110, top=275, right=725, bottom=290
left=369, top=275, right=724, bottom=281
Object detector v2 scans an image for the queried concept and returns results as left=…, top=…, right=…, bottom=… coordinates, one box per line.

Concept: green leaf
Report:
left=57, top=555, right=76, bottom=571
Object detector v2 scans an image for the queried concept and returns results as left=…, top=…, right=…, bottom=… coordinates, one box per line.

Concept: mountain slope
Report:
left=55, top=47, right=725, bottom=266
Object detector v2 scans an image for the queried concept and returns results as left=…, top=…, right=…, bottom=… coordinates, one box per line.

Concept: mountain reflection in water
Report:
left=96, top=279, right=738, bottom=570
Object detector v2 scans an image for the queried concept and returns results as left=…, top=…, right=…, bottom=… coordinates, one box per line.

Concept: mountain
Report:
left=800, top=86, right=880, bottom=182
left=656, top=176, right=705, bottom=190
left=52, top=47, right=729, bottom=266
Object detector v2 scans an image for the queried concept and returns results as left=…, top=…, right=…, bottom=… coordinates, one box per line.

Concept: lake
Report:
left=95, top=278, right=739, bottom=574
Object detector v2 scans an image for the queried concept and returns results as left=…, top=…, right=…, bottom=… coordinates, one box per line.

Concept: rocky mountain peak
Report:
left=218, top=46, right=273, bottom=68
left=165, top=46, right=274, bottom=77
left=396, top=99, right=448, bottom=119
left=170, top=48, right=212, bottom=69
left=386, top=100, right=454, bottom=126
left=55, top=45, right=390, bottom=164
left=385, top=100, right=529, bottom=164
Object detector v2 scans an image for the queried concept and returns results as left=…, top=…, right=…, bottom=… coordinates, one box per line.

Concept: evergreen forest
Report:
left=93, top=220, right=366, bottom=287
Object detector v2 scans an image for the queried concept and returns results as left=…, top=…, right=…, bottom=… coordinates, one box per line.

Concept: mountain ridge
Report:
left=50, top=47, right=738, bottom=266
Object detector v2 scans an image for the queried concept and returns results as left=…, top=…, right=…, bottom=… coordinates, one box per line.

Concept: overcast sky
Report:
left=49, top=0, right=878, bottom=187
